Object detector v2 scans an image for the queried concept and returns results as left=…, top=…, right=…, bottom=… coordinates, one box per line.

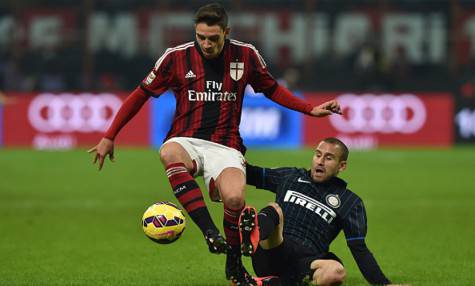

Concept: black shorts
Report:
left=252, top=239, right=342, bottom=286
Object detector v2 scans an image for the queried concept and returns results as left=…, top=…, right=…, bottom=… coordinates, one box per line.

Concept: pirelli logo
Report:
left=284, top=190, right=337, bottom=224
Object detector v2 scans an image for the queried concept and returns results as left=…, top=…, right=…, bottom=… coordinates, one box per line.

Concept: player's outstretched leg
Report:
left=239, top=206, right=260, bottom=256
left=226, top=249, right=257, bottom=286
left=161, top=142, right=228, bottom=255
left=165, top=161, right=227, bottom=254
left=204, top=229, right=228, bottom=254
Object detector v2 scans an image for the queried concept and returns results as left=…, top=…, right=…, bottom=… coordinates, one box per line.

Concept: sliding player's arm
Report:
left=343, top=199, right=392, bottom=285
left=246, top=164, right=294, bottom=192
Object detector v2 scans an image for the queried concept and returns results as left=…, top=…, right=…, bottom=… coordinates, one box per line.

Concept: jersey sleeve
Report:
left=104, top=87, right=150, bottom=140
left=266, top=85, right=313, bottom=115
left=342, top=199, right=367, bottom=241
left=347, top=239, right=391, bottom=284
left=246, top=164, right=294, bottom=192
left=140, top=49, right=175, bottom=97
left=344, top=199, right=392, bottom=284
left=247, top=47, right=278, bottom=95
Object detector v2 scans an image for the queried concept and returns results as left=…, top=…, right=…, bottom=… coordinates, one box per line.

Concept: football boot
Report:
left=226, top=252, right=256, bottom=286
left=239, top=206, right=260, bottom=256
left=204, top=229, right=228, bottom=254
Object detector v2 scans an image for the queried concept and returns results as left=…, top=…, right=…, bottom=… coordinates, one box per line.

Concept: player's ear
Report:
left=338, top=160, right=347, bottom=173
left=224, top=27, right=230, bottom=37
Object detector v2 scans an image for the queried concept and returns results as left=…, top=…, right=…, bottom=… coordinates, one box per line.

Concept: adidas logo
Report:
left=185, top=70, right=196, bottom=79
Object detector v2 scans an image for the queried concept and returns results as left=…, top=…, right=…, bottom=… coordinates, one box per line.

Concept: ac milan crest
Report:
left=230, top=62, right=244, bottom=81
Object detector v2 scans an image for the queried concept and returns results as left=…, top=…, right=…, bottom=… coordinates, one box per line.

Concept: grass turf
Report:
left=0, top=147, right=474, bottom=285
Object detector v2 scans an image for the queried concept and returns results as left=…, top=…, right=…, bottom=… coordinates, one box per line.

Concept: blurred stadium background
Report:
left=1, top=0, right=475, bottom=285
left=1, top=0, right=475, bottom=148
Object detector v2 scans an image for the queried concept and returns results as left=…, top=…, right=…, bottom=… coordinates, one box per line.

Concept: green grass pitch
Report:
left=1, top=147, right=474, bottom=285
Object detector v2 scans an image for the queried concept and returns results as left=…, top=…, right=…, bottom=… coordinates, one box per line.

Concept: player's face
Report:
left=195, top=23, right=229, bottom=59
left=311, top=141, right=347, bottom=183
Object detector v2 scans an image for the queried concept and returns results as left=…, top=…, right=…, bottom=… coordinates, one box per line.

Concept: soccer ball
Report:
left=142, top=202, right=186, bottom=244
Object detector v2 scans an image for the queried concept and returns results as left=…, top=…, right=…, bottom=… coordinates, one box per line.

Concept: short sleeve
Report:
left=140, top=49, right=175, bottom=97
left=247, top=47, right=277, bottom=94
left=343, top=199, right=368, bottom=241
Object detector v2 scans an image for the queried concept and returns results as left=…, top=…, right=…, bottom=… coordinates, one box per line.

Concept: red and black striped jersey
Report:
left=140, top=39, right=278, bottom=154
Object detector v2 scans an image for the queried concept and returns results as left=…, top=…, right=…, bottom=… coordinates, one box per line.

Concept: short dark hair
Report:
left=194, top=3, right=228, bottom=30
left=322, top=137, right=349, bottom=161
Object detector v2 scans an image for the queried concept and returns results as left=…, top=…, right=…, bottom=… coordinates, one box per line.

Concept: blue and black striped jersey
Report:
left=248, top=166, right=366, bottom=256
left=247, top=164, right=391, bottom=285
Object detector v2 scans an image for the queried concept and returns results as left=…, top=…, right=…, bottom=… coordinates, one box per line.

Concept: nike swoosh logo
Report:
left=297, top=177, right=311, bottom=184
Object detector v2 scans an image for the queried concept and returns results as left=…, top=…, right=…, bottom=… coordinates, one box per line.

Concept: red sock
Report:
left=166, top=163, right=217, bottom=234
left=223, top=204, right=244, bottom=250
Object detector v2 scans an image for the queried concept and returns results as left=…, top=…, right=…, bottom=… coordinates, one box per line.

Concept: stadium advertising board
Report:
left=2, top=93, right=150, bottom=149
left=150, top=90, right=302, bottom=149
left=303, top=93, right=453, bottom=149
left=240, top=92, right=302, bottom=149
left=454, top=97, right=475, bottom=143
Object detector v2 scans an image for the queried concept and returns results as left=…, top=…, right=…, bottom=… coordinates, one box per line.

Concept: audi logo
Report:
left=28, top=93, right=122, bottom=133
left=329, top=94, right=427, bottom=134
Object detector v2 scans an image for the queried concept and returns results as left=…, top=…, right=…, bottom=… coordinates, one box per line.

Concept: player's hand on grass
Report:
left=310, top=99, right=342, bottom=117
left=88, top=137, right=115, bottom=170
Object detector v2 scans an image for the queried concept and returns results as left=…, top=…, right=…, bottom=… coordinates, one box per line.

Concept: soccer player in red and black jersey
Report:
left=89, top=3, right=341, bottom=285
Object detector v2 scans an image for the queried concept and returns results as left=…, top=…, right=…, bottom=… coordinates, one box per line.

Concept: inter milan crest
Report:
left=230, top=62, right=244, bottom=81
left=325, top=194, right=341, bottom=208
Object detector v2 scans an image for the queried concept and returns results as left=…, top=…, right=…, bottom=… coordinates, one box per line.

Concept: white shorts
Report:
left=161, top=137, right=246, bottom=202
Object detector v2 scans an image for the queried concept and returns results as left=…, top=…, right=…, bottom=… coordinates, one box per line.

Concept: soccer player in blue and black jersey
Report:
left=240, top=138, right=397, bottom=286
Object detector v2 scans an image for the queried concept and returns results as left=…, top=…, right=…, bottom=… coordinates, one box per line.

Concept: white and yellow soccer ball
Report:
left=142, top=202, right=186, bottom=244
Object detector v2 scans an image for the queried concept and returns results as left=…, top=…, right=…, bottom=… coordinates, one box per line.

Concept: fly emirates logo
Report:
left=188, top=81, right=237, bottom=102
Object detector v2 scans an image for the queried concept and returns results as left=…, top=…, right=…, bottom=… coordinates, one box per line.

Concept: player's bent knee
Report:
left=315, top=271, right=346, bottom=286
left=312, top=260, right=346, bottom=286
left=159, top=143, right=186, bottom=165
left=267, top=202, right=283, bottom=224
left=221, top=193, right=245, bottom=209
left=332, top=264, right=346, bottom=285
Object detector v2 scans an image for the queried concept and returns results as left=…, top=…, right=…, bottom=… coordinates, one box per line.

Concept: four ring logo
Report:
left=28, top=93, right=122, bottom=133
left=329, top=94, right=427, bottom=134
